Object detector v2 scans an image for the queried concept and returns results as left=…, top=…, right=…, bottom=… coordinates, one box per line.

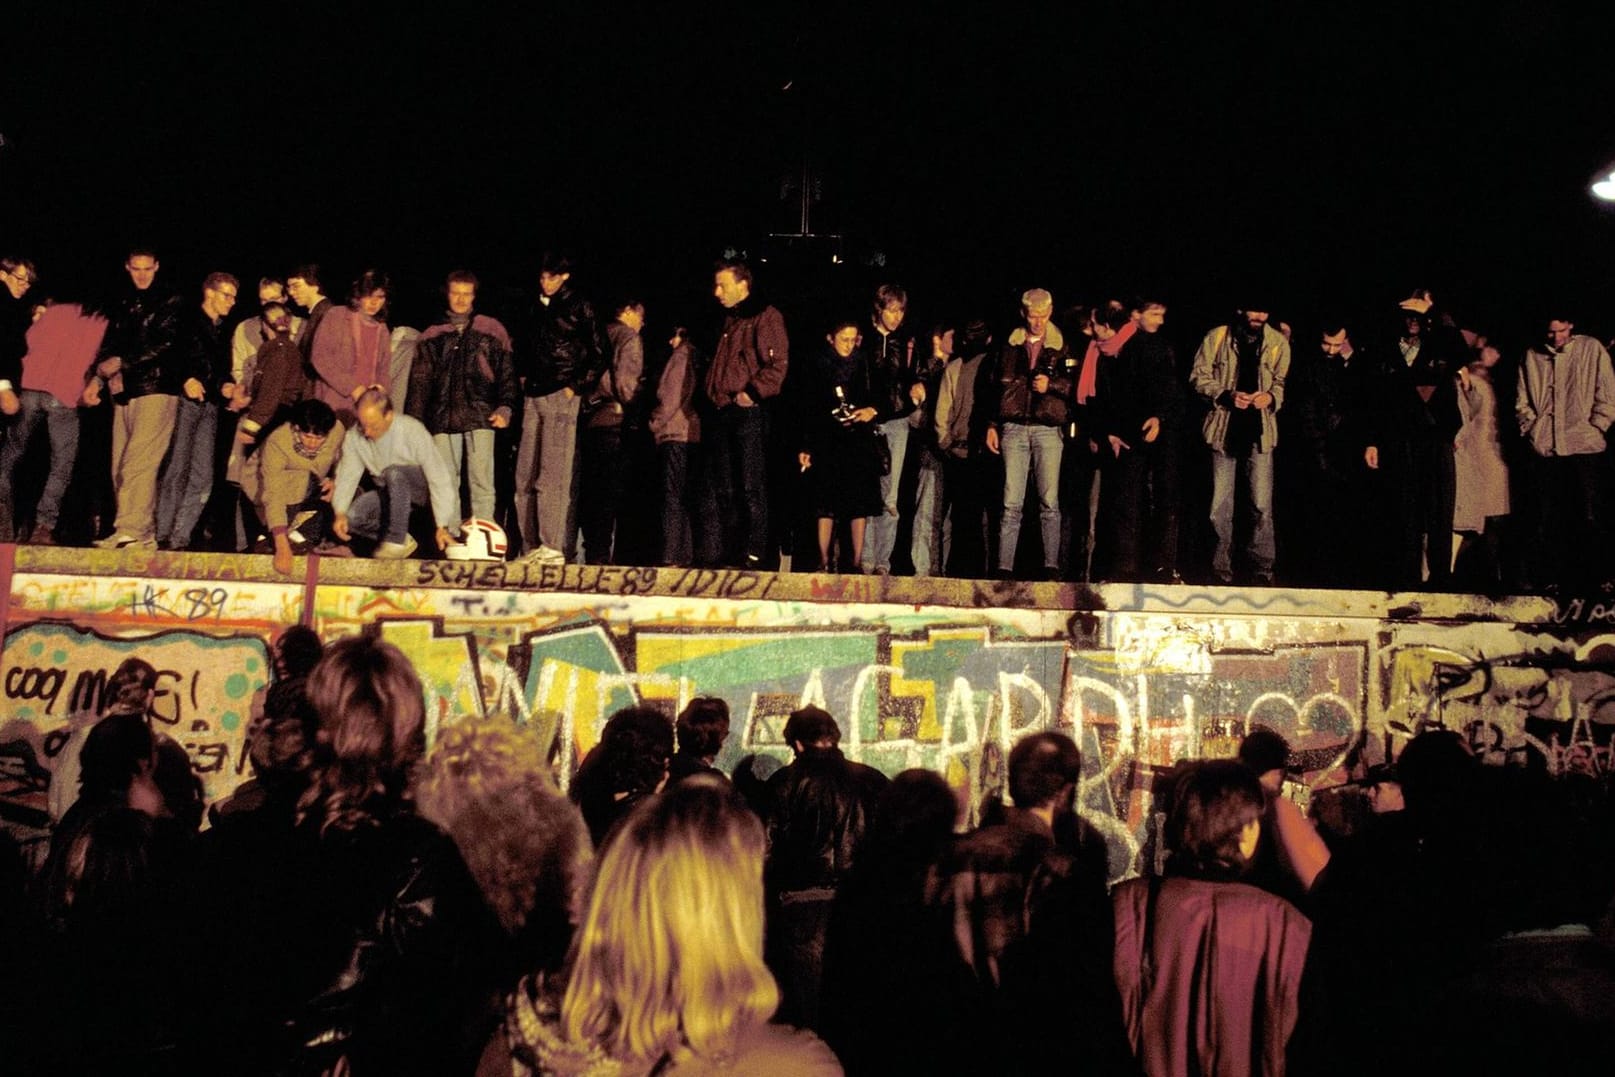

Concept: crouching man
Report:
left=330, top=388, right=459, bottom=559
left=241, top=398, right=344, bottom=575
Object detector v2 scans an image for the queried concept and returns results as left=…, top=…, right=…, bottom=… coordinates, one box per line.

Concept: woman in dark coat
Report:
left=798, top=319, right=884, bottom=571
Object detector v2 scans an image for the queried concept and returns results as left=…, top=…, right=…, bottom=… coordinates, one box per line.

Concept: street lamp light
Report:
left=1592, top=161, right=1615, bottom=201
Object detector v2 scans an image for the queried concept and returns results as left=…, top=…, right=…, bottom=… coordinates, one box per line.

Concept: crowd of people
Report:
left=2, top=630, right=1614, bottom=1074
left=2, top=248, right=1612, bottom=592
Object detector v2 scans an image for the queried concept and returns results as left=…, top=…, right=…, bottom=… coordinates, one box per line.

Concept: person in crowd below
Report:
left=1236, top=728, right=1332, bottom=908
left=416, top=719, right=592, bottom=984
left=930, top=732, right=1133, bottom=1074
left=309, top=269, right=393, bottom=427
left=1452, top=340, right=1512, bottom=588
left=407, top=270, right=519, bottom=524
left=3, top=278, right=107, bottom=545
left=908, top=320, right=954, bottom=577
left=1284, top=321, right=1375, bottom=587
left=569, top=705, right=674, bottom=847
left=1113, top=759, right=1312, bottom=1077
left=704, top=258, right=789, bottom=569
left=820, top=769, right=971, bottom=1076
left=799, top=319, right=884, bottom=573
left=985, top=287, right=1071, bottom=580
left=861, top=283, right=920, bottom=576
left=277, top=634, right=505, bottom=1076
left=1191, top=304, right=1291, bottom=586
left=1092, top=297, right=1185, bottom=583
left=330, top=388, right=459, bottom=559
left=489, top=776, right=843, bottom=1075
left=763, top=704, right=889, bottom=1031
left=285, top=264, right=335, bottom=365
left=207, top=676, right=320, bottom=830
left=271, top=623, right=325, bottom=680
left=154, top=271, right=238, bottom=550
left=1516, top=311, right=1615, bottom=590
left=242, top=398, right=345, bottom=574
left=928, top=318, right=994, bottom=577
left=579, top=298, right=646, bottom=564
left=649, top=324, right=713, bottom=566
left=1365, top=291, right=1466, bottom=590
left=85, top=249, right=185, bottom=551
left=514, top=251, right=607, bottom=566
left=47, top=656, right=159, bottom=825
left=47, top=708, right=167, bottom=863
left=669, top=696, right=731, bottom=784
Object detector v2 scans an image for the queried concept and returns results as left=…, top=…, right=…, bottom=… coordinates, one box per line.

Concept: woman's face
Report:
left=357, top=289, right=387, bottom=318
left=829, top=326, right=859, bottom=358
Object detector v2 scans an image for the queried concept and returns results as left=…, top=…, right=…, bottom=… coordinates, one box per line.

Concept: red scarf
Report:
left=1077, top=321, right=1137, bottom=404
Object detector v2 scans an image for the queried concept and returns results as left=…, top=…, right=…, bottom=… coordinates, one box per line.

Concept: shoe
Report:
left=312, top=541, right=354, bottom=558
left=374, top=536, right=419, bottom=560
left=289, top=509, right=318, bottom=532
left=94, top=533, right=156, bottom=551
left=522, top=544, right=567, bottom=566
left=25, top=526, right=56, bottom=547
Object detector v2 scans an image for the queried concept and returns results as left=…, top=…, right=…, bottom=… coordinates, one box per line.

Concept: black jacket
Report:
left=171, top=306, right=231, bottom=398
left=92, top=285, right=185, bottom=400
left=868, top=324, right=920, bottom=419
left=764, top=746, right=888, bottom=893
left=520, top=286, right=606, bottom=398
left=989, top=336, right=1073, bottom=428
left=1091, top=329, right=1184, bottom=445
left=0, top=289, right=30, bottom=390
left=407, top=314, right=520, bottom=434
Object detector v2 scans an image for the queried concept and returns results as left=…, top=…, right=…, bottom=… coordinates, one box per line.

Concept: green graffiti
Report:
left=224, top=673, right=251, bottom=699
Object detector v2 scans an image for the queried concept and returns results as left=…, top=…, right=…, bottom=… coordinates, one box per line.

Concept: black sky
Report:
left=4, top=3, right=1615, bottom=343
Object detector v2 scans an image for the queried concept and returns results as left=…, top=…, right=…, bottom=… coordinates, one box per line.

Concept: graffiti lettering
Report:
left=126, top=585, right=230, bottom=622
left=4, top=666, right=68, bottom=713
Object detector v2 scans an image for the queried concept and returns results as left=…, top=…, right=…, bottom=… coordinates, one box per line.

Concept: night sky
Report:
left=4, top=3, right=1614, bottom=348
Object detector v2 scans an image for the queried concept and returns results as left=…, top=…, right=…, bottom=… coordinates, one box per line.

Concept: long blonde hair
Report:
left=561, top=775, right=778, bottom=1065
left=298, top=634, right=425, bottom=833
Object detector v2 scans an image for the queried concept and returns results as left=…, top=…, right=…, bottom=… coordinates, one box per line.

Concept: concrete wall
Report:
left=1, top=545, right=1607, bottom=879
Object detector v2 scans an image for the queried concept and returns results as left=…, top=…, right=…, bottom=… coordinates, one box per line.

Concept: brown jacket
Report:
left=703, top=296, right=788, bottom=408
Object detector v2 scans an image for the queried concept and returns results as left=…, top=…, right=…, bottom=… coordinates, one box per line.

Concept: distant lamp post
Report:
left=1592, top=161, right=1615, bottom=202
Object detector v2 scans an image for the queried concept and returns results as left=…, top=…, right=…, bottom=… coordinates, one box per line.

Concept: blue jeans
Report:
left=433, top=428, right=495, bottom=521
left=1209, top=448, right=1275, bottom=582
left=910, top=449, right=948, bottom=576
left=0, top=390, right=80, bottom=539
left=861, top=417, right=911, bottom=573
left=997, top=423, right=1063, bottom=573
left=156, top=399, right=219, bottom=548
left=348, top=464, right=429, bottom=545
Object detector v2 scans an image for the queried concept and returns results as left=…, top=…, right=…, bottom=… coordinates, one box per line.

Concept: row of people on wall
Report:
left=2, top=250, right=1607, bottom=593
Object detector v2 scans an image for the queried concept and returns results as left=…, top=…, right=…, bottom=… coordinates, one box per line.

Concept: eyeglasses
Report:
left=4, top=269, right=33, bottom=286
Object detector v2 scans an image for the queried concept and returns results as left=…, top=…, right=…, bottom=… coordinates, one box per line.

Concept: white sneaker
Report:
left=522, top=544, right=566, bottom=566
left=94, top=533, right=156, bottom=550
left=374, top=536, right=419, bottom=559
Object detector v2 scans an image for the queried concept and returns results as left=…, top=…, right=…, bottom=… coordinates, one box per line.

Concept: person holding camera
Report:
left=798, top=318, right=884, bottom=572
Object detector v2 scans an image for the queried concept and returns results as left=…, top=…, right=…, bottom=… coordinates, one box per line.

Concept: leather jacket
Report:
left=93, top=285, right=185, bottom=400
left=868, top=325, right=920, bottom=419
left=520, top=286, right=606, bottom=398
left=407, top=314, right=520, bottom=434
left=989, top=331, right=1073, bottom=428
left=764, top=747, right=888, bottom=893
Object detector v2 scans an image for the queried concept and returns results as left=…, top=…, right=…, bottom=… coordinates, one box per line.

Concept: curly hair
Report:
left=416, top=720, right=591, bottom=959
left=297, top=635, right=425, bottom=834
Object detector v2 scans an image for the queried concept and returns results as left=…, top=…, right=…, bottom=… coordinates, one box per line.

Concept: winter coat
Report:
left=988, top=323, right=1072, bottom=428
left=1190, top=322, right=1290, bottom=454
left=1516, top=334, right=1615, bottom=457
left=703, top=295, right=789, bottom=408
left=92, top=286, right=185, bottom=400
left=407, top=314, right=519, bottom=435
left=520, top=286, right=606, bottom=398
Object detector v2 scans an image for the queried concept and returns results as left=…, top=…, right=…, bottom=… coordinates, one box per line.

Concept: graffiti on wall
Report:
left=5, top=561, right=1615, bottom=883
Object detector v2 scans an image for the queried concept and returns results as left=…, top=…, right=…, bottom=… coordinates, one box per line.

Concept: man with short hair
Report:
left=1516, top=311, right=1615, bottom=589
left=862, top=282, right=920, bottom=575
left=763, top=704, right=888, bottom=1029
left=985, top=288, right=1071, bottom=579
left=87, top=250, right=186, bottom=550
left=0, top=256, right=40, bottom=540
left=285, top=265, right=333, bottom=363
left=931, top=731, right=1132, bottom=1073
left=330, top=388, right=459, bottom=559
left=1191, top=305, right=1291, bottom=585
left=407, top=270, right=518, bottom=524
left=155, top=271, right=239, bottom=550
left=241, top=398, right=345, bottom=575
left=704, top=259, right=789, bottom=568
left=514, top=252, right=606, bottom=565
left=579, top=299, right=645, bottom=564
left=1092, top=297, right=1185, bottom=582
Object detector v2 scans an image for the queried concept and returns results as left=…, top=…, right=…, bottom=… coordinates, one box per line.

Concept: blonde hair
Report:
left=561, top=776, right=777, bottom=1065
left=416, top=720, right=591, bottom=945
left=298, top=635, right=425, bottom=833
